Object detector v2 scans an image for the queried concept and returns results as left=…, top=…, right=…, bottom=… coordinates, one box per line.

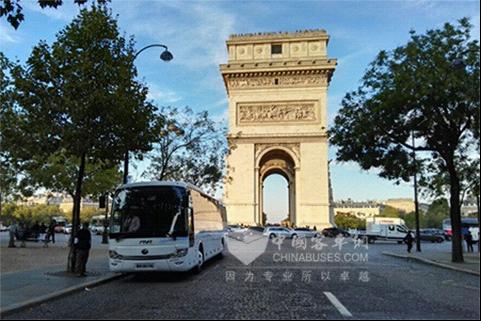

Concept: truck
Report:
left=359, top=217, right=411, bottom=244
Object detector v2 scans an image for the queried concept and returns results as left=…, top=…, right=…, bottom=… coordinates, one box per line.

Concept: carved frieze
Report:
left=237, top=102, right=316, bottom=124
left=227, top=74, right=327, bottom=89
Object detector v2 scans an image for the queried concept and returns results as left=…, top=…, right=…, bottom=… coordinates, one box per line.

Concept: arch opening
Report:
left=262, top=174, right=289, bottom=226
left=257, top=148, right=296, bottom=227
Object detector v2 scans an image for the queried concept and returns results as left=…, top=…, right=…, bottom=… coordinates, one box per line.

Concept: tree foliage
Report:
left=334, top=212, right=366, bottom=229
left=145, top=106, right=226, bottom=195
left=0, top=203, right=64, bottom=225
left=1, top=5, right=158, bottom=270
left=0, top=0, right=109, bottom=29
left=21, top=151, right=122, bottom=198
left=329, top=18, right=480, bottom=262
left=379, top=205, right=402, bottom=218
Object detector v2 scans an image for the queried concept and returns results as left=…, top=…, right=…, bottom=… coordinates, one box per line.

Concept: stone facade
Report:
left=220, top=29, right=337, bottom=229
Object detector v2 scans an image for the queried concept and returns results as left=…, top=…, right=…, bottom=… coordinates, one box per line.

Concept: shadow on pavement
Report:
left=125, top=255, right=223, bottom=283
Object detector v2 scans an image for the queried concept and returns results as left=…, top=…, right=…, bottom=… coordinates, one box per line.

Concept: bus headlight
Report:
left=109, top=250, right=123, bottom=259
left=172, top=248, right=189, bottom=258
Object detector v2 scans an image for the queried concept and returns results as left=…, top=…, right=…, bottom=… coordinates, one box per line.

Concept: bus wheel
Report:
left=217, top=239, right=226, bottom=258
left=193, top=248, right=204, bottom=274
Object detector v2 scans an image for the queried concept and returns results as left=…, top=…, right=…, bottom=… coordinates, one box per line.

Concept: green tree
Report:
left=379, top=205, right=402, bottom=218
left=0, top=203, right=65, bottom=225
left=400, top=211, right=426, bottom=229
left=334, top=212, right=366, bottom=230
left=0, top=53, right=32, bottom=208
left=329, top=19, right=479, bottom=262
left=1, top=6, right=158, bottom=271
left=0, top=0, right=108, bottom=29
left=24, top=151, right=122, bottom=199
left=145, top=106, right=226, bottom=195
left=425, top=198, right=450, bottom=228
left=80, top=206, right=104, bottom=223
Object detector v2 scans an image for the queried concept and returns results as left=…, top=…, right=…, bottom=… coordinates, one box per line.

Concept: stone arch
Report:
left=256, top=144, right=300, bottom=169
left=257, top=148, right=297, bottom=226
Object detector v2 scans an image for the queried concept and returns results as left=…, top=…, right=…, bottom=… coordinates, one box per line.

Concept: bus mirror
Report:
left=99, top=195, right=106, bottom=209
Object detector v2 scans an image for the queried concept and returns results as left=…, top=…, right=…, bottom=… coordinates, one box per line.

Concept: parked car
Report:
left=321, top=227, right=351, bottom=238
left=292, top=228, right=321, bottom=238
left=64, top=224, right=73, bottom=234
left=227, top=225, right=249, bottom=233
left=248, top=226, right=265, bottom=233
left=263, top=227, right=297, bottom=239
left=52, top=216, right=68, bottom=233
left=90, top=225, right=105, bottom=235
left=419, top=229, right=445, bottom=243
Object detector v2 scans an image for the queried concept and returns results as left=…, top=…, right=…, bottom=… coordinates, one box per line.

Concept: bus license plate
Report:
left=136, top=263, right=154, bottom=269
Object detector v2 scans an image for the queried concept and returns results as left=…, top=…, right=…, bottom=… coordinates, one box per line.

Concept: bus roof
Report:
left=121, top=181, right=194, bottom=190
left=117, top=181, right=224, bottom=207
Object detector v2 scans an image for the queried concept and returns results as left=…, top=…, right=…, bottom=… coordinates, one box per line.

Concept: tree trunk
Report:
left=477, top=194, right=480, bottom=253
left=448, top=165, right=464, bottom=263
left=67, top=153, right=87, bottom=272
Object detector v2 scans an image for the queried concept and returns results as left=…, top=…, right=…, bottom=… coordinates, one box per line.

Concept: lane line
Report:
left=324, top=292, right=353, bottom=318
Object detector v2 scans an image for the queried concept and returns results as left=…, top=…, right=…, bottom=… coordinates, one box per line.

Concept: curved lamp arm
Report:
left=134, top=44, right=173, bottom=61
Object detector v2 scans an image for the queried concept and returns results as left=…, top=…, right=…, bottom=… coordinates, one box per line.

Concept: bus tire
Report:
left=218, top=238, right=226, bottom=258
left=193, top=246, right=204, bottom=275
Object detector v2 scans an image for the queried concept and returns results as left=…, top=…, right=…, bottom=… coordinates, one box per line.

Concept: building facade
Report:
left=220, top=29, right=337, bottom=228
left=333, top=200, right=382, bottom=219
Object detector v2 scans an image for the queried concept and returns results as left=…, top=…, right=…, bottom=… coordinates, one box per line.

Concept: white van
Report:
left=361, top=217, right=411, bottom=243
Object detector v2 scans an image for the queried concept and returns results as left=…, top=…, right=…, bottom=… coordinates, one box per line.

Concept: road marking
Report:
left=324, top=292, right=353, bottom=318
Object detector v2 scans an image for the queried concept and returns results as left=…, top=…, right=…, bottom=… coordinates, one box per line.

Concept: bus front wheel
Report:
left=193, top=247, right=204, bottom=274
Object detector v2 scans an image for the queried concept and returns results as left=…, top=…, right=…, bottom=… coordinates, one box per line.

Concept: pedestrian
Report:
left=465, top=231, right=474, bottom=253
left=32, top=221, right=41, bottom=240
left=403, top=231, right=414, bottom=253
left=74, top=222, right=92, bottom=277
left=8, top=220, right=18, bottom=248
left=17, top=222, right=26, bottom=248
left=46, top=219, right=56, bottom=245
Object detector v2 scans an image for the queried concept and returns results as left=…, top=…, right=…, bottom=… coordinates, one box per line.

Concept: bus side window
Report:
left=188, top=208, right=195, bottom=247
left=188, top=194, right=195, bottom=247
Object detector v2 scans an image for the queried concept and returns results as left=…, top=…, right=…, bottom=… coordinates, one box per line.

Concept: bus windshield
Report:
left=110, top=186, right=188, bottom=239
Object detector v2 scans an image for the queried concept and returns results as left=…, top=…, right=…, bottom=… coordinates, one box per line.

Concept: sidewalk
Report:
left=383, top=250, right=480, bottom=276
left=0, top=258, right=122, bottom=316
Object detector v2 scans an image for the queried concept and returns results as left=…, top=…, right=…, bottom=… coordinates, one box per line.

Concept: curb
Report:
left=0, top=273, right=125, bottom=317
left=382, top=251, right=480, bottom=276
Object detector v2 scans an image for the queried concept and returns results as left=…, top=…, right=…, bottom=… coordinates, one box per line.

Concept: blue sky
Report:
left=1, top=0, right=479, bottom=222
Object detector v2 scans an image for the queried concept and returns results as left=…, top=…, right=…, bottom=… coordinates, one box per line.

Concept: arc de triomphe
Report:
left=220, top=29, right=336, bottom=229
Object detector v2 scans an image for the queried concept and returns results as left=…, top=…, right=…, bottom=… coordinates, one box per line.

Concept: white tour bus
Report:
left=108, top=181, right=227, bottom=273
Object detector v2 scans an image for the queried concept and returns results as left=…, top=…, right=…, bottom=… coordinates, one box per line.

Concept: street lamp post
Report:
left=101, top=192, right=109, bottom=244
left=412, top=132, right=421, bottom=252
left=123, top=44, right=173, bottom=184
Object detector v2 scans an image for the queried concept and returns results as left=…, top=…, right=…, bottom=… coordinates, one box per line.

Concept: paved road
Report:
left=4, top=237, right=480, bottom=319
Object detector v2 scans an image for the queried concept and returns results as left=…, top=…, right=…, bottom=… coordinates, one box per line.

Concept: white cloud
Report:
left=147, top=84, right=182, bottom=104
left=113, top=1, right=237, bottom=69
left=0, top=23, right=21, bottom=44
left=23, top=1, right=79, bottom=22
